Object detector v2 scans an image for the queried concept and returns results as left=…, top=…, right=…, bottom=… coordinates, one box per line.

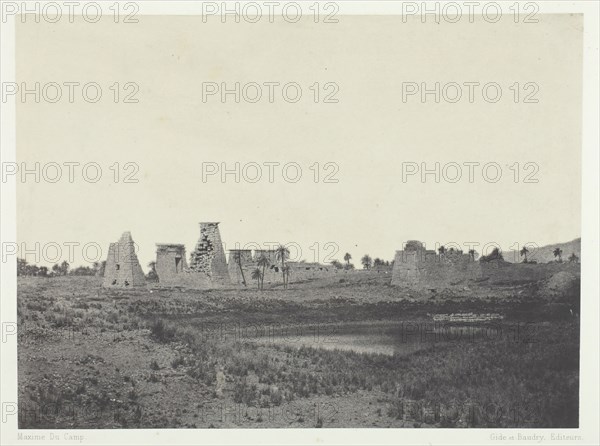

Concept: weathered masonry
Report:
left=188, top=222, right=230, bottom=284
left=228, top=249, right=253, bottom=285
left=155, top=244, right=188, bottom=286
left=155, top=222, right=230, bottom=289
left=102, top=231, right=146, bottom=287
left=391, top=239, right=577, bottom=292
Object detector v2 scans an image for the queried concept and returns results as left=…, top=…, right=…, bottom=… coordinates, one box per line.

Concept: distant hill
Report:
left=503, top=238, right=581, bottom=264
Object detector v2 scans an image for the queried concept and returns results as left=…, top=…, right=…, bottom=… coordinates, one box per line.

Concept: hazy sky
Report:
left=16, top=15, right=582, bottom=268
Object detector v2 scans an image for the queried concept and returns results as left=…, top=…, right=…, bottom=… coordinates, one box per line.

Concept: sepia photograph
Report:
left=1, top=1, right=599, bottom=445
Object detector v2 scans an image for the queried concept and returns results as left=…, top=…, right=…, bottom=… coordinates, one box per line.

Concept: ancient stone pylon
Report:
left=155, top=244, right=188, bottom=286
left=102, top=231, right=146, bottom=287
left=188, top=222, right=230, bottom=285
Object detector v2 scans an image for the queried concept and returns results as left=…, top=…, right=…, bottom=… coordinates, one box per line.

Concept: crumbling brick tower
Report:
left=155, top=244, right=188, bottom=285
left=102, top=231, right=146, bottom=287
left=228, top=249, right=253, bottom=285
left=188, top=222, right=230, bottom=285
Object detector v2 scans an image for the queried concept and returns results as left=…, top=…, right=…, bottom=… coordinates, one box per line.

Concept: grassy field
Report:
left=17, top=272, right=580, bottom=428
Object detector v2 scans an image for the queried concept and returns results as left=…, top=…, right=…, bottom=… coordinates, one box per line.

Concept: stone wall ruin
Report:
left=155, top=222, right=230, bottom=289
left=391, top=239, right=580, bottom=292
left=228, top=249, right=253, bottom=285
left=102, top=231, right=146, bottom=288
left=155, top=244, right=188, bottom=286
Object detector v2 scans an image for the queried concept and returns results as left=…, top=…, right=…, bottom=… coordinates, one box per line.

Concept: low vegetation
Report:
left=17, top=270, right=580, bottom=428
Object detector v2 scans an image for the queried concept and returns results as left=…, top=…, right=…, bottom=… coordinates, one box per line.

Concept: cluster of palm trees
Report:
left=332, top=252, right=391, bottom=270
left=358, top=255, right=391, bottom=270
left=248, top=245, right=291, bottom=290
left=554, top=247, right=579, bottom=263
left=519, top=246, right=578, bottom=263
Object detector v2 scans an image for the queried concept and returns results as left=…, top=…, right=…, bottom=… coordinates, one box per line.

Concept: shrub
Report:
left=480, top=248, right=504, bottom=262
left=150, top=319, right=177, bottom=343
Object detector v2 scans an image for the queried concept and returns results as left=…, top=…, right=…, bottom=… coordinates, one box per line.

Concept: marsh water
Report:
left=193, top=317, right=511, bottom=356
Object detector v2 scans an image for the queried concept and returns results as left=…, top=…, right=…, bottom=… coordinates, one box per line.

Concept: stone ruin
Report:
left=227, top=249, right=277, bottom=286
left=391, top=239, right=579, bottom=292
left=155, top=244, right=188, bottom=286
left=189, top=222, right=230, bottom=284
left=102, top=231, right=146, bottom=287
left=103, top=222, right=342, bottom=289
left=154, top=222, right=230, bottom=289
left=254, top=249, right=278, bottom=264
left=285, top=261, right=337, bottom=282
left=227, top=249, right=253, bottom=285
left=255, top=249, right=282, bottom=284
left=391, top=240, right=477, bottom=289
left=226, top=247, right=339, bottom=287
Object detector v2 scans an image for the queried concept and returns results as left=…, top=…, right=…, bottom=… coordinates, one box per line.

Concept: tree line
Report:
left=16, top=258, right=105, bottom=277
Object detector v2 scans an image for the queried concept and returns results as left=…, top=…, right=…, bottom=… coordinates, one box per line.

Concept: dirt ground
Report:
left=17, top=270, right=580, bottom=428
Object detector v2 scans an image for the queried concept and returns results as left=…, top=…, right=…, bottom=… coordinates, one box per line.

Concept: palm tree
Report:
left=257, top=254, right=270, bottom=290
left=232, top=251, right=247, bottom=286
left=147, top=261, right=158, bottom=281
left=251, top=268, right=262, bottom=289
left=553, top=248, right=563, bottom=263
left=568, top=253, right=579, bottom=263
left=343, top=252, right=352, bottom=266
left=360, top=254, right=372, bottom=270
left=275, top=245, right=290, bottom=289
left=520, top=246, right=529, bottom=263
left=282, top=265, right=291, bottom=288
